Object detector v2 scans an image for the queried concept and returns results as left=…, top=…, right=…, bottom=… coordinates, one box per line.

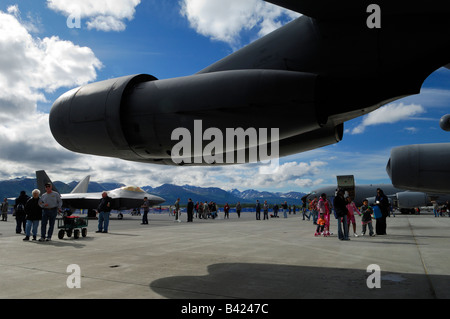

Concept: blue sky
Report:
left=0, top=0, right=449, bottom=194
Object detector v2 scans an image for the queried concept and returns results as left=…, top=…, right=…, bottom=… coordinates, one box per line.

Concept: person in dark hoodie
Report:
left=334, top=188, right=349, bottom=241
left=14, top=191, right=30, bottom=234
left=375, top=188, right=389, bottom=235
left=23, top=189, right=42, bottom=241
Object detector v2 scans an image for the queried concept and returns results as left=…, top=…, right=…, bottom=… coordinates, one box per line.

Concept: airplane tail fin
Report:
left=36, top=170, right=60, bottom=194
left=71, top=175, right=90, bottom=193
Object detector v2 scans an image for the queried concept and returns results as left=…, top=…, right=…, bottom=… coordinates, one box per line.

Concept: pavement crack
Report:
left=407, top=216, right=437, bottom=299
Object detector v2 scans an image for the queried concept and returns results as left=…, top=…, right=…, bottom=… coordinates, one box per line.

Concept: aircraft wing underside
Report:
left=264, top=0, right=450, bottom=18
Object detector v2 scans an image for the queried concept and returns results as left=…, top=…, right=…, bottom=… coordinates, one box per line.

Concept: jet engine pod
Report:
left=440, top=114, right=450, bottom=131
left=387, top=143, right=450, bottom=193
left=50, top=74, right=157, bottom=161
left=50, top=70, right=327, bottom=165
left=396, top=191, right=429, bottom=208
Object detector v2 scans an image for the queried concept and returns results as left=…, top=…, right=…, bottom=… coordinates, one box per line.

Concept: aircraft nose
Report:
left=154, top=195, right=165, bottom=205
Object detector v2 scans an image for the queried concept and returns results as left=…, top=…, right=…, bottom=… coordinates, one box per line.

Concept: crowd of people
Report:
left=432, top=200, right=450, bottom=217
left=169, top=198, right=306, bottom=222
left=4, top=185, right=115, bottom=240
left=169, top=187, right=395, bottom=242
left=171, top=198, right=238, bottom=222
left=306, top=188, right=391, bottom=241
left=3, top=182, right=64, bottom=241
left=7, top=185, right=447, bottom=243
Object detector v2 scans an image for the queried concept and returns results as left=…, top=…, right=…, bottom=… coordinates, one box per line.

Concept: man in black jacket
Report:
left=375, top=188, right=389, bottom=235
left=334, top=189, right=349, bottom=241
left=97, top=192, right=112, bottom=233
left=255, top=200, right=261, bottom=220
left=187, top=198, right=194, bottom=222
left=15, top=191, right=29, bottom=234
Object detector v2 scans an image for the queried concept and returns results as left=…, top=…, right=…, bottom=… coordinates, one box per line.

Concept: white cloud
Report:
left=350, top=103, right=426, bottom=134
left=5, top=4, right=41, bottom=33
left=404, top=127, right=418, bottom=134
left=0, top=9, right=102, bottom=111
left=86, top=15, right=126, bottom=32
left=179, top=0, right=300, bottom=46
left=202, top=161, right=329, bottom=191
left=7, top=4, right=20, bottom=16
left=0, top=8, right=102, bottom=179
left=47, top=0, right=141, bottom=32
left=280, top=143, right=398, bottom=186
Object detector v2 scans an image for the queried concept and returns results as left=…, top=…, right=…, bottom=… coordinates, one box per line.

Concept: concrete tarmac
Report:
left=0, top=211, right=449, bottom=299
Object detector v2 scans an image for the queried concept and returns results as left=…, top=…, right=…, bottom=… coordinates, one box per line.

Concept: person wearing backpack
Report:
left=14, top=191, right=30, bottom=234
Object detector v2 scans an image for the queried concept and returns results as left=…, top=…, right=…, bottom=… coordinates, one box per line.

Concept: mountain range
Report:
left=142, top=184, right=306, bottom=205
left=1, top=177, right=307, bottom=205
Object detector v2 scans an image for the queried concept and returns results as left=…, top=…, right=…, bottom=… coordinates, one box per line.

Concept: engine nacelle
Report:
left=440, top=114, right=450, bottom=131
left=396, top=191, right=429, bottom=208
left=386, top=143, right=450, bottom=193
left=50, top=74, right=157, bottom=162
left=50, top=70, right=338, bottom=165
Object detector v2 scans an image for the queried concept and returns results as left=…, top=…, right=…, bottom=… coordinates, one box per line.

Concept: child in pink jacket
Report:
left=318, top=193, right=332, bottom=236
left=346, top=197, right=361, bottom=237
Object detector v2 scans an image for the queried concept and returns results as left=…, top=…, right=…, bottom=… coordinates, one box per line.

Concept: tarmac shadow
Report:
left=105, top=232, right=140, bottom=237
left=149, top=262, right=444, bottom=299
left=26, top=236, right=95, bottom=248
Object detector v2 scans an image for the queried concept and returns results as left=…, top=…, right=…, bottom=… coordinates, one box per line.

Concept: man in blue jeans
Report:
left=333, top=189, right=350, bottom=241
left=97, top=192, right=112, bottom=233
left=39, top=183, right=62, bottom=242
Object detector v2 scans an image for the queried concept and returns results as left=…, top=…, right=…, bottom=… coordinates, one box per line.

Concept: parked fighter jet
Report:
left=49, top=1, right=450, bottom=166
left=36, top=171, right=165, bottom=213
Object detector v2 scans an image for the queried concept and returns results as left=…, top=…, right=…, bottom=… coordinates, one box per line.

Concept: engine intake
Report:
left=387, top=143, right=450, bottom=193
